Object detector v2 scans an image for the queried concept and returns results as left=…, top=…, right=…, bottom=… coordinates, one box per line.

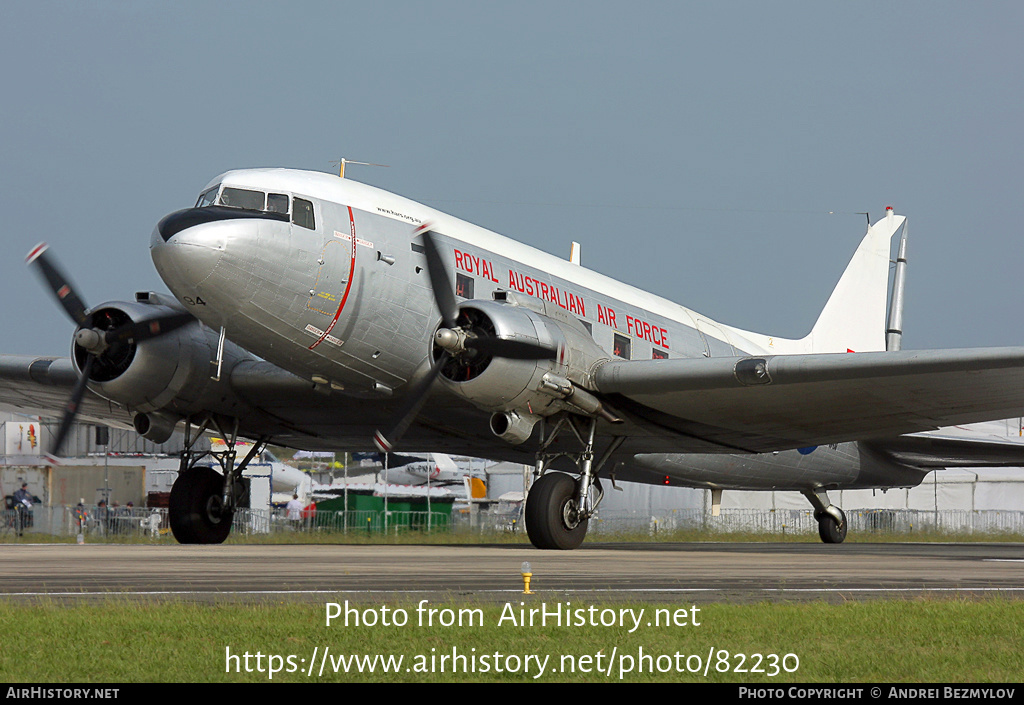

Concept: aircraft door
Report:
left=301, top=200, right=376, bottom=353
left=307, top=237, right=350, bottom=316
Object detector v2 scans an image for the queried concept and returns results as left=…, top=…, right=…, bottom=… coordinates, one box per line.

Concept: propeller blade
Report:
left=103, top=311, right=195, bottom=346
left=51, top=353, right=95, bottom=456
left=418, top=227, right=460, bottom=329
left=374, top=352, right=450, bottom=452
left=26, top=243, right=197, bottom=456
left=376, top=225, right=557, bottom=452
left=466, top=337, right=558, bottom=360
left=26, top=243, right=90, bottom=326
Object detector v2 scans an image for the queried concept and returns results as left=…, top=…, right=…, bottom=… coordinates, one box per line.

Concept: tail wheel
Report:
left=816, top=508, right=848, bottom=544
left=525, top=472, right=589, bottom=550
left=169, top=466, right=234, bottom=544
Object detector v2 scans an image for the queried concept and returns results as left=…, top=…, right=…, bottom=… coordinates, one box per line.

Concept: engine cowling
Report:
left=72, top=297, right=252, bottom=420
left=435, top=296, right=610, bottom=421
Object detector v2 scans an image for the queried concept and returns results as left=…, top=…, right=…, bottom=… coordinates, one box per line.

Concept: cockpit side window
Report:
left=267, top=193, right=289, bottom=214
left=293, top=197, right=315, bottom=230
left=195, top=186, right=220, bottom=208
left=220, top=187, right=266, bottom=211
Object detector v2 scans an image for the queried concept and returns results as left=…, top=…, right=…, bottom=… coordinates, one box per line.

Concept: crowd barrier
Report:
left=4, top=505, right=1022, bottom=540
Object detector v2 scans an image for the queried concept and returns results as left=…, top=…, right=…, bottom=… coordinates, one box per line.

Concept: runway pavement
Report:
left=1, top=541, right=1022, bottom=603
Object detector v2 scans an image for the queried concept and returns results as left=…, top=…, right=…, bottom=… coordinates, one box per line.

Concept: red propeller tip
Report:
left=373, top=431, right=393, bottom=453
left=26, top=243, right=48, bottom=264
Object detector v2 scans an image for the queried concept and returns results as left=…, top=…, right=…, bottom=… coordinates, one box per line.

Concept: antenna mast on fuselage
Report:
left=330, top=158, right=390, bottom=179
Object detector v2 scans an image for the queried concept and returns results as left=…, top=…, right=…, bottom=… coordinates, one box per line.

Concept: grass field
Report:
left=4, top=525, right=1021, bottom=682
left=1, top=597, right=1021, bottom=683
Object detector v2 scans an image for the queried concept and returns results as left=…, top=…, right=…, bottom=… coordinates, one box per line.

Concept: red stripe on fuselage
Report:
left=309, top=206, right=358, bottom=350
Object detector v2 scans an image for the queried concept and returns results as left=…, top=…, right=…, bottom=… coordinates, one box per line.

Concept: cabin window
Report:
left=456, top=273, right=474, bottom=299
left=219, top=187, right=265, bottom=211
left=613, top=333, right=631, bottom=359
left=267, top=193, right=289, bottom=214
left=652, top=348, right=668, bottom=360
left=195, top=186, right=219, bottom=208
left=293, top=197, right=315, bottom=230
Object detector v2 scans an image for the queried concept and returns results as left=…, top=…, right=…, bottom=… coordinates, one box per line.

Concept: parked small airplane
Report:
left=5, top=167, right=1024, bottom=549
left=342, top=451, right=482, bottom=488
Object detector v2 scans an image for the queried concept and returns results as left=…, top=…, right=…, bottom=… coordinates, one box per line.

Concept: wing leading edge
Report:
left=0, top=354, right=134, bottom=429
left=594, top=348, right=1024, bottom=453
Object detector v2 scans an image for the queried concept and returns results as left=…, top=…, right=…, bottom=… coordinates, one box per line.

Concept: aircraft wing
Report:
left=9, top=347, right=1024, bottom=464
left=0, top=355, right=135, bottom=428
left=594, top=347, right=1024, bottom=453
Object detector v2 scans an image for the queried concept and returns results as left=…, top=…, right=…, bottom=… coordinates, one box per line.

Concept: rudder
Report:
left=808, top=207, right=906, bottom=354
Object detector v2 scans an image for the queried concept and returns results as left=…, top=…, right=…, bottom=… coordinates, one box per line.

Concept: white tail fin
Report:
left=807, top=208, right=906, bottom=353
left=430, top=452, right=458, bottom=476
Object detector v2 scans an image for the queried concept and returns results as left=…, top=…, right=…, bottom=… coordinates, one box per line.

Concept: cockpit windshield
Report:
left=195, top=186, right=219, bottom=208
left=195, top=185, right=293, bottom=216
left=267, top=193, right=289, bottom=214
left=220, top=187, right=266, bottom=211
left=193, top=185, right=312, bottom=229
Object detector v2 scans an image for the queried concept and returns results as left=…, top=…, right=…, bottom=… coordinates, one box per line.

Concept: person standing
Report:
left=96, top=499, right=109, bottom=535
left=286, top=494, right=302, bottom=529
left=74, top=499, right=88, bottom=533
left=12, top=483, right=32, bottom=536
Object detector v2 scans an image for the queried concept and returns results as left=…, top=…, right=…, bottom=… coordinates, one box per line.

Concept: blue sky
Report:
left=2, top=1, right=1022, bottom=354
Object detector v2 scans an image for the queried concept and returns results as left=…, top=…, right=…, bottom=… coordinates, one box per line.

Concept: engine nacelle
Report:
left=72, top=295, right=253, bottom=419
left=436, top=295, right=610, bottom=420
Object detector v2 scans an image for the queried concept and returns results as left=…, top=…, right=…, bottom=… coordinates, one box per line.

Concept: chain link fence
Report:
left=1, top=505, right=455, bottom=540
left=4, top=505, right=1023, bottom=540
left=588, top=507, right=1024, bottom=537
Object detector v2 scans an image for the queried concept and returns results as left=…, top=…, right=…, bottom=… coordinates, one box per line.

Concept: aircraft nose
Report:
left=151, top=206, right=289, bottom=322
left=154, top=207, right=231, bottom=244
left=150, top=209, right=230, bottom=289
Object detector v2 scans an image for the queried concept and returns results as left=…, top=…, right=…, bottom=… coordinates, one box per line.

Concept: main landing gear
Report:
left=802, top=488, right=848, bottom=544
left=168, top=415, right=267, bottom=544
left=524, top=415, right=625, bottom=550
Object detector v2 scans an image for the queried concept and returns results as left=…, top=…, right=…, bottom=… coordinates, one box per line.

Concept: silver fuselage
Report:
left=149, top=169, right=925, bottom=492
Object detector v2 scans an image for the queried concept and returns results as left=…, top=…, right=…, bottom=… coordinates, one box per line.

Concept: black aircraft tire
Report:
left=525, top=472, right=589, bottom=550
left=169, top=467, right=234, bottom=544
left=817, top=508, right=848, bottom=544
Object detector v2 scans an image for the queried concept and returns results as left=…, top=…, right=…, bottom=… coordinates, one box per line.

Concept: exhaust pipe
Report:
left=489, top=410, right=540, bottom=445
left=133, top=411, right=179, bottom=444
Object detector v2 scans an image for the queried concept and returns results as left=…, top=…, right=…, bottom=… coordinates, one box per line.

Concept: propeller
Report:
left=26, top=242, right=195, bottom=455
left=373, top=227, right=557, bottom=452
left=373, top=352, right=449, bottom=453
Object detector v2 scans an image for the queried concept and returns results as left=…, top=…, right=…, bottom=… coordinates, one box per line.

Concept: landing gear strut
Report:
left=802, top=488, right=848, bottom=544
left=524, top=414, right=624, bottom=550
left=168, top=415, right=266, bottom=544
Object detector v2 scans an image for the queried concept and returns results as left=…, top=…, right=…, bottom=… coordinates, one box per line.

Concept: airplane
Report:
left=345, top=451, right=495, bottom=488
left=5, top=166, right=1024, bottom=549
left=318, top=451, right=471, bottom=488
left=381, top=452, right=476, bottom=487
left=313, top=452, right=491, bottom=507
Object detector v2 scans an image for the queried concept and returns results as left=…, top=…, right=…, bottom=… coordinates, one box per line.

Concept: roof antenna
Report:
left=330, top=158, right=390, bottom=179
